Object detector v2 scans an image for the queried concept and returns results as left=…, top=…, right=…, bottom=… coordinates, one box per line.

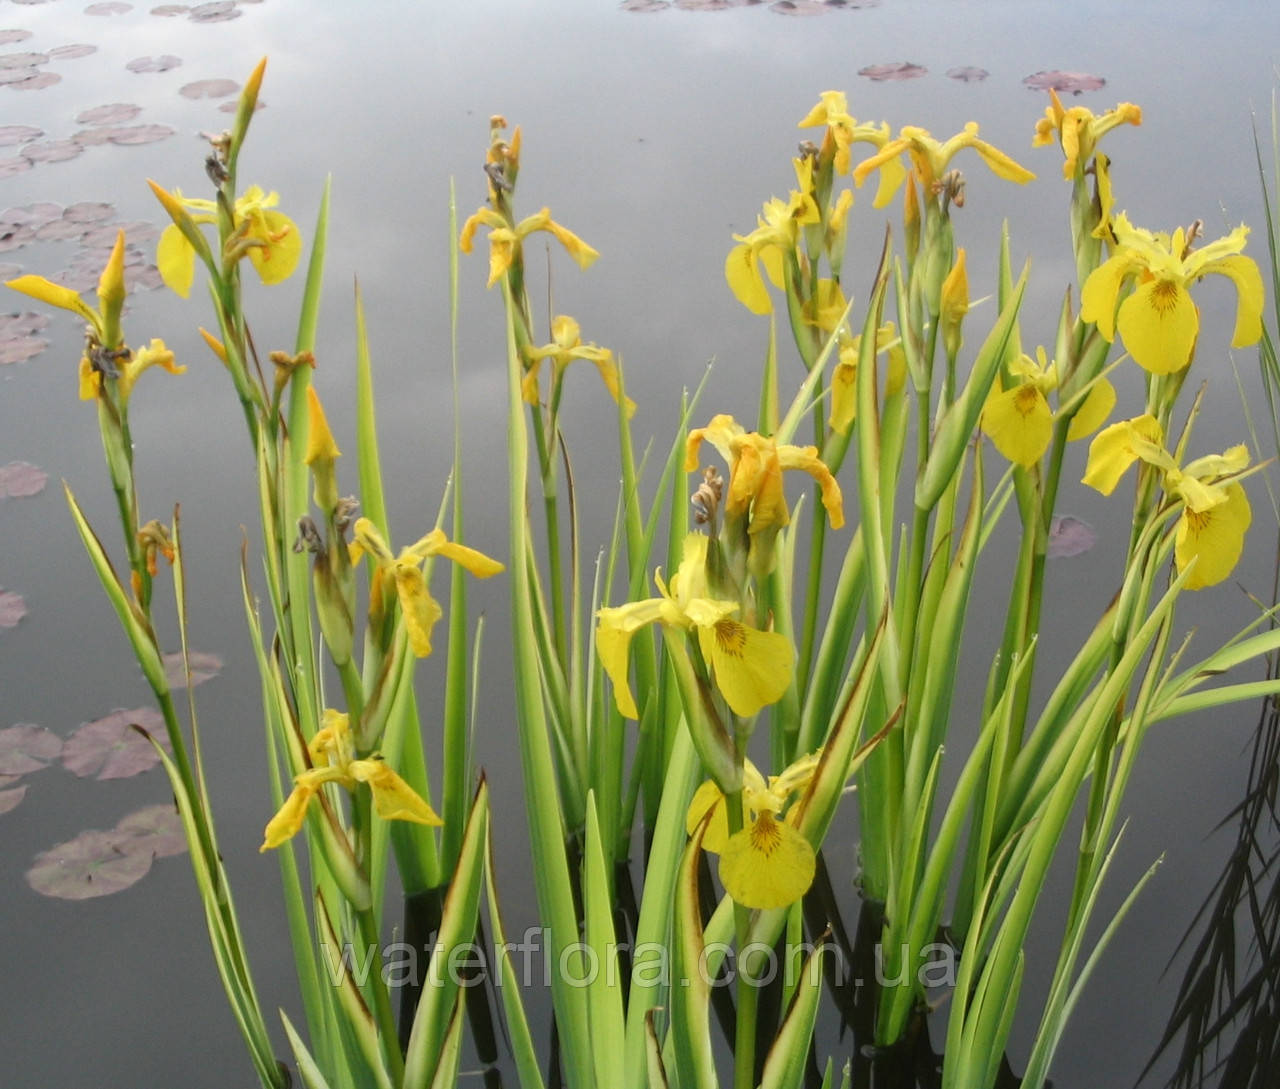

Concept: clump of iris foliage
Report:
left=10, top=59, right=1280, bottom=1089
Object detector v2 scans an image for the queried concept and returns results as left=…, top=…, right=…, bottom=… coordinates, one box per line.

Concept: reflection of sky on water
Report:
left=1, top=0, right=1279, bottom=1085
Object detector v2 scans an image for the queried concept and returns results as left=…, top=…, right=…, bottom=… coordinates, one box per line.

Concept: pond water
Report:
left=2, top=0, right=1280, bottom=1085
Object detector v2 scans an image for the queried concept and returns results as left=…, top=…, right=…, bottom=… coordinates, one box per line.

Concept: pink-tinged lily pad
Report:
left=1023, top=70, right=1105, bottom=95
left=9, top=70, right=61, bottom=90
left=0, top=157, right=32, bottom=178
left=115, top=803, right=186, bottom=858
left=189, top=0, right=240, bottom=20
left=26, top=828, right=154, bottom=899
left=2, top=202, right=61, bottom=226
left=71, top=127, right=115, bottom=146
left=22, top=139, right=83, bottom=163
left=0, top=30, right=34, bottom=45
left=163, top=650, right=223, bottom=688
left=126, top=264, right=163, bottom=291
left=859, top=61, right=928, bottom=81
left=946, top=66, right=988, bottom=82
left=152, top=4, right=190, bottom=14
left=621, top=0, right=670, bottom=9
left=62, top=707, right=168, bottom=780
left=77, top=102, right=141, bottom=126
left=63, top=201, right=115, bottom=224
left=179, top=78, right=238, bottom=99
left=48, top=43, right=97, bottom=60
left=106, top=122, right=175, bottom=145
left=0, top=222, right=35, bottom=250
left=0, top=124, right=42, bottom=145
left=1047, top=515, right=1097, bottom=558
left=0, top=334, right=47, bottom=363
left=126, top=54, right=181, bottom=73
left=87, top=1, right=133, bottom=13
left=0, top=784, right=27, bottom=815
left=35, top=218, right=89, bottom=241
left=0, top=51, right=46, bottom=69
left=0, top=311, right=49, bottom=335
left=0, top=66, right=39, bottom=84
left=0, top=723, right=62, bottom=774
left=0, top=587, right=27, bottom=627
left=0, top=460, right=47, bottom=498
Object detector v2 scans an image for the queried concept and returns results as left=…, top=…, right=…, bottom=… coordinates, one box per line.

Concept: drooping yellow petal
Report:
left=1080, top=252, right=1136, bottom=341
left=596, top=597, right=672, bottom=719
left=1065, top=376, right=1116, bottom=441
left=155, top=223, right=197, bottom=299
left=246, top=209, right=302, bottom=285
left=117, top=338, right=185, bottom=402
left=777, top=444, right=845, bottom=529
left=348, top=517, right=396, bottom=566
left=6, top=274, right=101, bottom=330
left=719, top=814, right=816, bottom=910
left=1211, top=254, right=1265, bottom=349
left=981, top=384, right=1053, bottom=467
left=260, top=783, right=316, bottom=850
left=78, top=356, right=101, bottom=401
left=1115, top=278, right=1198, bottom=374
left=350, top=759, right=444, bottom=825
left=725, top=243, right=772, bottom=314
left=394, top=561, right=444, bottom=657
left=1082, top=415, right=1164, bottom=494
left=1175, top=482, right=1252, bottom=590
left=697, top=619, right=794, bottom=718
left=685, top=780, right=732, bottom=854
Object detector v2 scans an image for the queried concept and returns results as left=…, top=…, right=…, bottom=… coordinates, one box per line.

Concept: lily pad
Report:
left=48, top=43, right=97, bottom=60
left=9, top=71, right=61, bottom=90
left=72, top=127, right=116, bottom=146
left=0, top=587, right=27, bottom=627
left=0, top=460, right=47, bottom=498
left=0, top=66, right=40, bottom=85
left=0, top=785, right=27, bottom=815
left=0, top=334, right=47, bottom=363
left=62, top=707, right=168, bottom=780
left=63, top=201, right=115, bottom=224
left=179, top=78, right=238, bottom=99
left=26, top=828, right=154, bottom=899
left=0, top=124, right=42, bottom=145
left=1023, top=70, right=1105, bottom=95
left=0, top=723, right=62, bottom=774
left=0, top=31, right=34, bottom=45
left=2, top=202, right=61, bottom=226
left=22, top=139, right=83, bottom=163
left=0, top=311, right=50, bottom=336
left=35, top=218, right=90, bottom=241
left=152, top=4, right=190, bottom=14
left=163, top=650, right=223, bottom=688
left=115, top=803, right=186, bottom=857
left=1048, top=515, right=1098, bottom=558
left=0, top=51, right=46, bottom=69
left=621, top=0, right=671, bottom=9
left=77, top=103, right=141, bottom=126
left=946, top=66, right=989, bottom=82
left=126, top=54, right=181, bottom=73
left=859, top=61, right=928, bottom=81
left=106, top=122, right=175, bottom=144
left=0, top=157, right=32, bottom=178
left=86, top=1, right=133, bottom=13
left=189, top=0, right=240, bottom=20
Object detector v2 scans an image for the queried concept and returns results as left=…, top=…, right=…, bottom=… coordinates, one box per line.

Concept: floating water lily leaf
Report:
left=947, top=66, right=988, bottom=82
left=126, top=54, right=181, bottom=73
left=63, top=708, right=168, bottom=780
left=0, top=67, right=39, bottom=85
left=0, top=460, right=47, bottom=498
left=0, top=51, right=46, bottom=69
left=22, top=139, right=83, bottom=163
left=63, top=200, right=115, bottom=224
left=0, top=30, right=34, bottom=45
left=72, top=127, right=116, bottom=146
left=189, top=0, right=240, bottom=20
left=0, top=334, right=47, bottom=363
left=106, top=122, right=175, bottom=144
left=0, top=723, right=62, bottom=774
left=48, top=44, right=97, bottom=60
left=77, top=102, right=141, bottom=126
left=0, top=311, right=49, bottom=336
left=35, top=219, right=89, bottom=242
left=0, top=587, right=27, bottom=627
left=0, top=124, right=42, bottom=145
left=2, top=201, right=61, bottom=226
left=10, top=71, right=61, bottom=90
left=621, top=0, right=670, bottom=10
left=26, top=828, right=154, bottom=899
left=152, top=4, right=190, bottom=14
left=1023, top=70, right=1105, bottom=95
left=0, top=784, right=26, bottom=815
left=0, top=157, right=32, bottom=178
left=859, top=61, right=928, bottom=81
left=81, top=219, right=158, bottom=247
left=115, top=803, right=186, bottom=857
left=1048, top=515, right=1097, bottom=558
left=179, top=78, right=238, bottom=99
left=163, top=650, right=223, bottom=688
left=87, top=2, right=134, bottom=13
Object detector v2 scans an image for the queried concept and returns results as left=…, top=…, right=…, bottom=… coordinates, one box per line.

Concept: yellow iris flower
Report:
left=153, top=184, right=302, bottom=298
left=6, top=231, right=184, bottom=401
left=261, top=709, right=441, bottom=850
left=1080, top=213, right=1264, bottom=375
left=596, top=533, right=793, bottom=719
left=828, top=322, right=907, bottom=436
left=685, top=413, right=844, bottom=533
left=1031, top=89, right=1142, bottom=179
left=686, top=752, right=818, bottom=910
left=724, top=155, right=822, bottom=315
left=349, top=518, right=504, bottom=657
left=1083, top=415, right=1253, bottom=589
left=852, top=122, right=1034, bottom=201
left=980, top=347, right=1115, bottom=467
left=796, top=90, right=896, bottom=195
left=522, top=315, right=635, bottom=417
left=459, top=205, right=599, bottom=288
